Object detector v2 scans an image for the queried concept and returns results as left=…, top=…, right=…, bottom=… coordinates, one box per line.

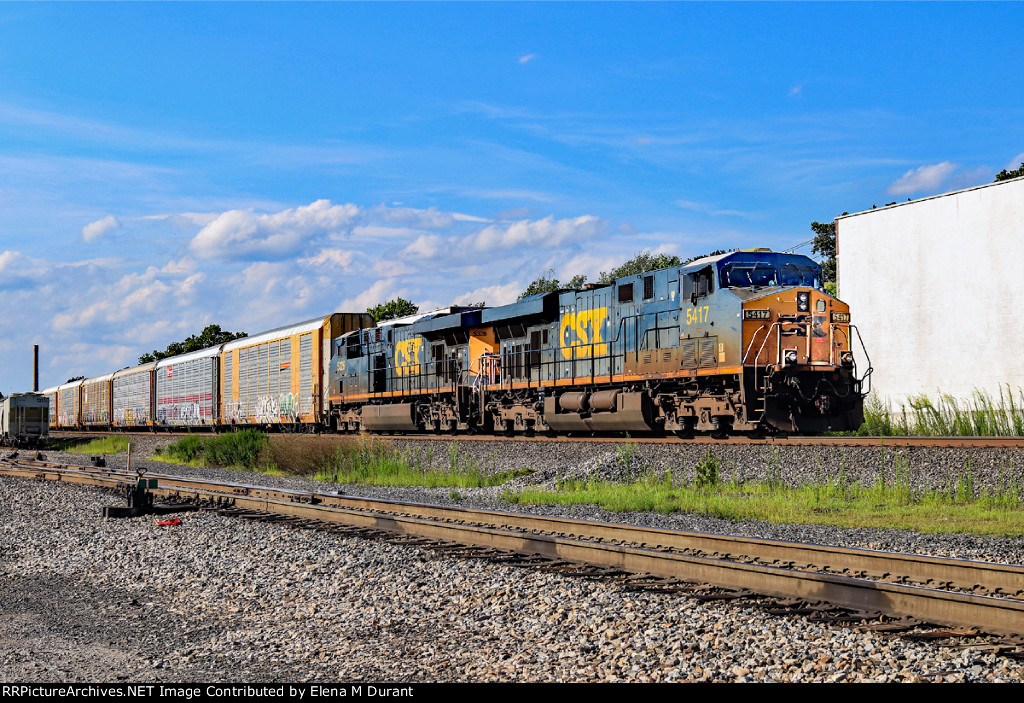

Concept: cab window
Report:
left=719, top=262, right=777, bottom=288
left=683, top=266, right=714, bottom=302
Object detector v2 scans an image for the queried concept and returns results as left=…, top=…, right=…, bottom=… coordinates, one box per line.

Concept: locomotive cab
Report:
left=716, top=251, right=869, bottom=432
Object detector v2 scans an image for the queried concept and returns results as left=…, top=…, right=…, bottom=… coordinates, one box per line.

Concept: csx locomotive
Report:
left=41, top=249, right=869, bottom=436
left=329, top=248, right=870, bottom=436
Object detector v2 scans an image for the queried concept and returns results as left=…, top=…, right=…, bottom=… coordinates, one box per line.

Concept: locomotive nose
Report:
left=742, top=288, right=853, bottom=369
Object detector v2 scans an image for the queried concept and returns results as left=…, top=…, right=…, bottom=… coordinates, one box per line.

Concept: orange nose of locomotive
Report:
left=741, top=289, right=854, bottom=369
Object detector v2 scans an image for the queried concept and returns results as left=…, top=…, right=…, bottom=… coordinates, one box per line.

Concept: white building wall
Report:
left=837, top=177, right=1024, bottom=406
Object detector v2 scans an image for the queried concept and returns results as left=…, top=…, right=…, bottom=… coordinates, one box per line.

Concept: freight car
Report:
left=41, top=249, right=869, bottom=436
left=43, top=313, right=373, bottom=432
left=0, top=393, right=49, bottom=446
left=328, top=249, right=870, bottom=435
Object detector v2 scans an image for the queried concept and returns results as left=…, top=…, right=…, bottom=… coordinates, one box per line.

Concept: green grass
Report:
left=308, top=437, right=533, bottom=488
left=154, top=431, right=533, bottom=488
left=503, top=448, right=1024, bottom=537
left=856, top=386, right=1024, bottom=436
left=47, top=436, right=131, bottom=454
left=153, top=429, right=268, bottom=470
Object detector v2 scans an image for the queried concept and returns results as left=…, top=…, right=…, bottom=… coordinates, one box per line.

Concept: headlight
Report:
left=784, top=350, right=798, bottom=364
left=797, top=292, right=810, bottom=312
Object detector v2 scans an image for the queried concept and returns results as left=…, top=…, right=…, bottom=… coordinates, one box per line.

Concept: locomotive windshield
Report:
left=719, top=259, right=823, bottom=290
left=719, top=262, right=777, bottom=288
left=779, top=262, right=822, bottom=288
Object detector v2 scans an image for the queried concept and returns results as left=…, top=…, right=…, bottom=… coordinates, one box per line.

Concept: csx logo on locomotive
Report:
left=559, top=307, right=610, bottom=359
left=395, top=338, right=423, bottom=376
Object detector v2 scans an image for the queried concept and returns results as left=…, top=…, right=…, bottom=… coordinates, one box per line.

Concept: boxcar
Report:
left=56, top=380, right=82, bottom=428
left=0, top=393, right=50, bottom=446
left=155, top=347, right=220, bottom=426
left=220, top=312, right=372, bottom=428
left=40, top=386, right=59, bottom=430
left=112, top=363, right=156, bottom=427
left=81, top=372, right=113, bottom=428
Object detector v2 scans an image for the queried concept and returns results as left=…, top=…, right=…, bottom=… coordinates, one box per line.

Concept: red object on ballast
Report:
left=157, top=519, right=182, bottom=527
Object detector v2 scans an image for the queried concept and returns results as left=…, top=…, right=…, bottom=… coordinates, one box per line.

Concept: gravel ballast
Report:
left=3, top=434, right=1023, bottom=682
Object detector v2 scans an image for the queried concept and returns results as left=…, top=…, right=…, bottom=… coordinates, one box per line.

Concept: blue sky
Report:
left=1, top=2, right=1021, bottom=392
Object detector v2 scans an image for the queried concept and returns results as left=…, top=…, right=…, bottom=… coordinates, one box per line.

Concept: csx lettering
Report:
left=559, top=308, right=609, bottom=359
left=394, top=339, right=423, bottom=376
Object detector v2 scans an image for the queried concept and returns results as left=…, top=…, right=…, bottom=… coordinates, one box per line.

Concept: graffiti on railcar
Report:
left=255, top=393, right=300, bottom=423
left=84, top=409, right=110, bottom=424
left=114, top=407, right=148, bottom=425
left=157, top=402, right=203, bottom=424
left=225, top=401, right=245, bottom=423
left=279, top=393, right=299, bottom=419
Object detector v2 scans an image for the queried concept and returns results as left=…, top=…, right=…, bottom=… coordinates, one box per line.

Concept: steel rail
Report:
left=2, top=460, right=1022, bottom=635
left=45, top=428, right=1024, bottom=448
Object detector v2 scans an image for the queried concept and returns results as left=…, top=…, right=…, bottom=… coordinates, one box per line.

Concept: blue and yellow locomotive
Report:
left=326, top=249, right=870, bottom=436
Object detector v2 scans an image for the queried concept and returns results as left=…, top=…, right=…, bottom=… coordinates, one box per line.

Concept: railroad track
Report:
left=45, top=429, right=1024, bottom=449
left=2, top=459, right=1023, bottom=641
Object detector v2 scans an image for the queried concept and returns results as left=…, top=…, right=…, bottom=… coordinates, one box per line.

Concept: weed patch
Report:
left=857, top=386, right=1024, bottom=436
left=504, top=448, right=1024, bottom=537
left=47, top=436, right=131, bottom=454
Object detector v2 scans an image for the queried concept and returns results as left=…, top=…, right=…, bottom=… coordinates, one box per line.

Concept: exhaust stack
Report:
left=33, top=345, right=39, bottom=392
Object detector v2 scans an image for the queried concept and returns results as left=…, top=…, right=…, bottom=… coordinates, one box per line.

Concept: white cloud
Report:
left=470, top=215, right=605, bottom=251
left=298, top=248, right=359, bottom=272
left=518, top=53, right=537, bottom=64
left=675, top=199, right=751, bottom=218
left=887, top=162, right=957, bottom=196
left=161, top=257, right=196, bottom=274
left=451, top=212, right=491, bottom=223
left=373, top=259, right=417, bottom=277
left=52, top=268, right=205, bottom=331
left=462, top=188, right=558, bottom=203
left=400, top=234, right=446, bottom=259
left=369, top=205, right=457, bottom=229
left=788, top=84, right=802, bottom=97
left=189, top=199, right=360, bottom=260
left=338, top=278, right=412, bottom=312
left=350, top=224, right=427, bottom=240
left=452, top=282, right=521, bottom=307
left=0, top=250, right=47, bottom=277
left=143, top=212, right=220, bottom=227
left=81, top=215, right=121, bottom=242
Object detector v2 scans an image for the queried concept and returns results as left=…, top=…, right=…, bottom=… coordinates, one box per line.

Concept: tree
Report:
left=138, top=324, right=248, bottom=364
left=810, top=216, right=847, bottom=296
left=66, top=375, right=85, bottom=383
left=597, top=250, right=682, bottom=284
left=810, top=220, right=836, bottom=287
left=367, top=297, right=419, bottom=323
left=517, top=270, right=587, bottom=300
left=995, top=162, right=1024, bottom=182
